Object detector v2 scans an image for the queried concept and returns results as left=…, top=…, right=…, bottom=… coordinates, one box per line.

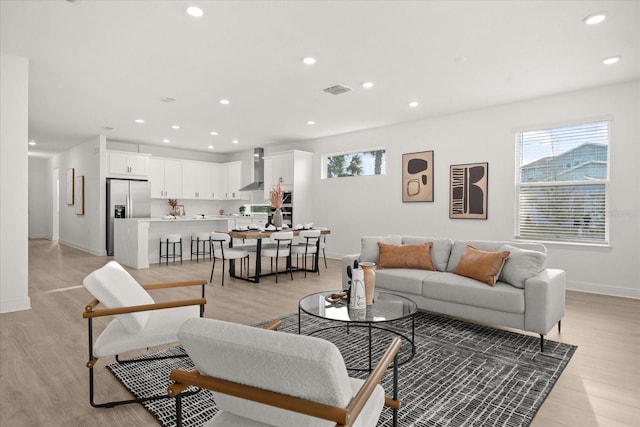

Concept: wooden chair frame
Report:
left=168, top=336, right=401, bottom=427
left=83, top=279, right=207, bottom=408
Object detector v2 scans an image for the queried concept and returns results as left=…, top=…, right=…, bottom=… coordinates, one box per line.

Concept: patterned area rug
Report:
left=107, top=311, right=576, bottom=427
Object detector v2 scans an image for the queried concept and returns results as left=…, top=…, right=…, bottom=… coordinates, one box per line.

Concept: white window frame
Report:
left=515, top=120, right=610, bottom=245
left=321, top=147, right=386, bottom=179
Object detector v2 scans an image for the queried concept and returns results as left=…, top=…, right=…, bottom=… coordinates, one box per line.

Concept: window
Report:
left=322, top=149, right=386, bottom=179
left=516, top=121, right=609, bottom=244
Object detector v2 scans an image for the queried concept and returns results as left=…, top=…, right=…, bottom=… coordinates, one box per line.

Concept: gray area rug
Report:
left=107, top=311, right=576, bottom=427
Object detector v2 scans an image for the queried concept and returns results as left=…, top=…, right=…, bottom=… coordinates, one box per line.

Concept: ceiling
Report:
left=1, top=1, right=638, bottom=158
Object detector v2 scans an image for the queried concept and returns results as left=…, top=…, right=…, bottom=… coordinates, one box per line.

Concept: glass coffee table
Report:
left=298, top=290, right=417, bottom=372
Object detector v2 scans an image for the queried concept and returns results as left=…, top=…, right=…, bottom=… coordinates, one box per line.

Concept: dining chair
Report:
left=82, top=261, right=206, bottom=408
left=168, top=317, right=401, bottom=427
left=210, top=232, right=250, bottom=286
left=291, top=229, right=321, bottom=277
left=260, top=231, right=293, bottom=283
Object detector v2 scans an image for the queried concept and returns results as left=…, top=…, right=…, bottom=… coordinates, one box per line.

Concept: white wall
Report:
left=46, top=136, right=104, bottom=255
left=285, top=81, right=639, bottom=299
left=29, top=158, right=48, bottom=238
left=0, top=52, right=31, bottom=313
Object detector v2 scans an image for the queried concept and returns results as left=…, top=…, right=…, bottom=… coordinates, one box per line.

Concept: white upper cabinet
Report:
left=107, top=151, right=150, bottom=178
left=149, top=158, right=182, bottom=199
left=263, top=150, right=313, bottom=224
left=182, top=161, right=212, bottom=199
left=264, top=152, right=294, bottom=193
left=225, top=161, right=247, bottom=200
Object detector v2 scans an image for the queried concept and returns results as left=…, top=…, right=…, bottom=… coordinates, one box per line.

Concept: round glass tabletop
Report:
left=299, top=290, right=417, bottom=324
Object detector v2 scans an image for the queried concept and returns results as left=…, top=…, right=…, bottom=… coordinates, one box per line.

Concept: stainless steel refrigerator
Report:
left=106, top=178, right=151, bottom=256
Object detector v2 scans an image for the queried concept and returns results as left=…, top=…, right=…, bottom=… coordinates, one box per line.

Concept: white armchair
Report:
left=168, top=317, right=401, bottom=426
left=82, top=261, right=207, bottom=408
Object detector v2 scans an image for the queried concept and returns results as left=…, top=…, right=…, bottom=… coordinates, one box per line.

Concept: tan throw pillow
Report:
left=377, top=242, right=435, bottom=270
left=452, top=245, right=510, bottom=286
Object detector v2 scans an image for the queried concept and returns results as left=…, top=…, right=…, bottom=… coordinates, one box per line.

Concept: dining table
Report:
left=226, top=228, right=331, bottom=283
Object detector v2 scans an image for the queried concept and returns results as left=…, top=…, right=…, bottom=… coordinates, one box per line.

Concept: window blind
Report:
left=516, top=121, right=609, bottom=244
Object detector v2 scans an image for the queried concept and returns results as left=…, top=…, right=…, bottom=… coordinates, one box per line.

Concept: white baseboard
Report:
left=567, top=281, right=639, bottom=299
left=58, top=239, right=106, bottom=256
left=0, top=297, right=31, bottom=314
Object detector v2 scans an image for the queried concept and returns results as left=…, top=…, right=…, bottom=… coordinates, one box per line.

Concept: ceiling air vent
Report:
left=323, top=85, right=352, bottom=95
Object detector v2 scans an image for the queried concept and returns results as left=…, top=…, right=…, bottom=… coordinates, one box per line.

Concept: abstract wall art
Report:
left=450, top=162, right=488, bottom=219
left=402, top=151, right=434, bottom=202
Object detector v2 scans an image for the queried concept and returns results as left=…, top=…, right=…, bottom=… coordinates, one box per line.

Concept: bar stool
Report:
left=190, top=232, right=212, bottom=262
left=159, top=234, right=183, bottom=265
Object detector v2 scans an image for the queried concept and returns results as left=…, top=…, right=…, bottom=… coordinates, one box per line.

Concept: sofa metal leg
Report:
left=539, top=334, right=544, bottom=352
left=558, top=319, right=562, bottom=333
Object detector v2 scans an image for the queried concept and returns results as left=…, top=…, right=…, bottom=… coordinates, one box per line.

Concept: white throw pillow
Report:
left=83, top=261, right=154, bottom=334
left=498, top=244, right=547, bottom=288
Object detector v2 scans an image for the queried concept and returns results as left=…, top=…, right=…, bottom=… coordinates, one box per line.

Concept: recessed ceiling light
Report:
left=362, top=82, right=374, bottom=89
left=28, top=140, right=36, bottom=146
left=208, top=145, right=214, bottom=150
left=583, top=13, right=606, bottom=25
left=210, top=131, right=219, bottom=136
left=602, top=56, right=621, bottom=65
left=171, top=125, right=181, bottom=129
left=307, top=121, right=315, bottom=125
left=232, top=139, right=239, bottom=144
left=162, top=139, right=170, bottom=143
left=220, top=99, right=230, bottom=105
left=409, top=101, right=419, bottom=108
left=186, top=6, right=204, bottom=17
left=303, top=57, right=316, bottom=65
left=135, top=119, right=145, bottom=124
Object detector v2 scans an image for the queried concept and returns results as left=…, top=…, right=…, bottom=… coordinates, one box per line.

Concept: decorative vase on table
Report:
left=359, top=262, right=376, bottom=305
left=272, top=209, right=283, bottom=228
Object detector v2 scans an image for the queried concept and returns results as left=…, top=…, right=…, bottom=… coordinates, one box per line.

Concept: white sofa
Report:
left=342, top=236, right=566, bottom=351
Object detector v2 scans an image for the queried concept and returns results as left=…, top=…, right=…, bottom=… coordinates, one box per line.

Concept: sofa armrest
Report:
left=524, top=269, right=566, bottom=335
left=342, top=253, right=361, bottom=289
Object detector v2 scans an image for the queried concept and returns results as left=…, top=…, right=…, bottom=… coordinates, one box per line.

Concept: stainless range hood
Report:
left=239, top=147, right=264, bottom=191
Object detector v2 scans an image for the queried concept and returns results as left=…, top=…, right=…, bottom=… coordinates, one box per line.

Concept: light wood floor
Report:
left=0, top=239, right=638, bottom=426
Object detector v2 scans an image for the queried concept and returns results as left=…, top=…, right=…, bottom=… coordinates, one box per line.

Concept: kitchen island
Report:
left=114, top=217, right=233, bottom=269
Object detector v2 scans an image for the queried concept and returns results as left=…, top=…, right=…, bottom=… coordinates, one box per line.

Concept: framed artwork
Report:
left=450, top=162, right=488, bottom=219
left=66, top=168, right=74, bottom=205
left=75, top=175, right=84, bottom=215
left=402, top=151, right=434, bottom=202
left=175, top=205, right=185, bottom=216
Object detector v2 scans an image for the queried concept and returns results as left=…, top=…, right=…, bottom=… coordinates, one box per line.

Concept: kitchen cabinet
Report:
left=149, top=158, right=182, bottom=199
left=182, top=161, right=212, bottom=199
left=212, top=161, right=248, bottom=200
left=107, top=151, right=150, bottom=178
left=263, top=150, right=313, bottom=225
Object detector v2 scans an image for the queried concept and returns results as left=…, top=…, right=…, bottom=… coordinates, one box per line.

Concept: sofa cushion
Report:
left=498, top=244, right=547, bottom=288
left=83, top=261, right=154, bottom=334
left=360, top=236, right=402, bottom=263
left=378, top=242, right=434, bottom=270
left=452, top=245, right=510, bottom=286
left=422, top=272, right=525, bottom=314
left=401, top=236, right=453, bottom=271
left=375, top=268, right=439, bottom=295
left=447, top=240, right=546, bottom=272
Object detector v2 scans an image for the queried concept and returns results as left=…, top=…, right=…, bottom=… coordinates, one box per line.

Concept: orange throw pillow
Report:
left=377, top=242, right=435, bottom=270
left=452, top=245, right=510, bottom=286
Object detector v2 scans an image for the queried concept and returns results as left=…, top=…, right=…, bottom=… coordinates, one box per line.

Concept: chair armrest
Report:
left=142, top=278, right=207, bottom=290
left=346, top=337, right=402, bottom=421
left=82, top=298, right=206, bottom=319
left=168, top=370, right=349, bottom=424
left=262, top=319, right=282, bottom=331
